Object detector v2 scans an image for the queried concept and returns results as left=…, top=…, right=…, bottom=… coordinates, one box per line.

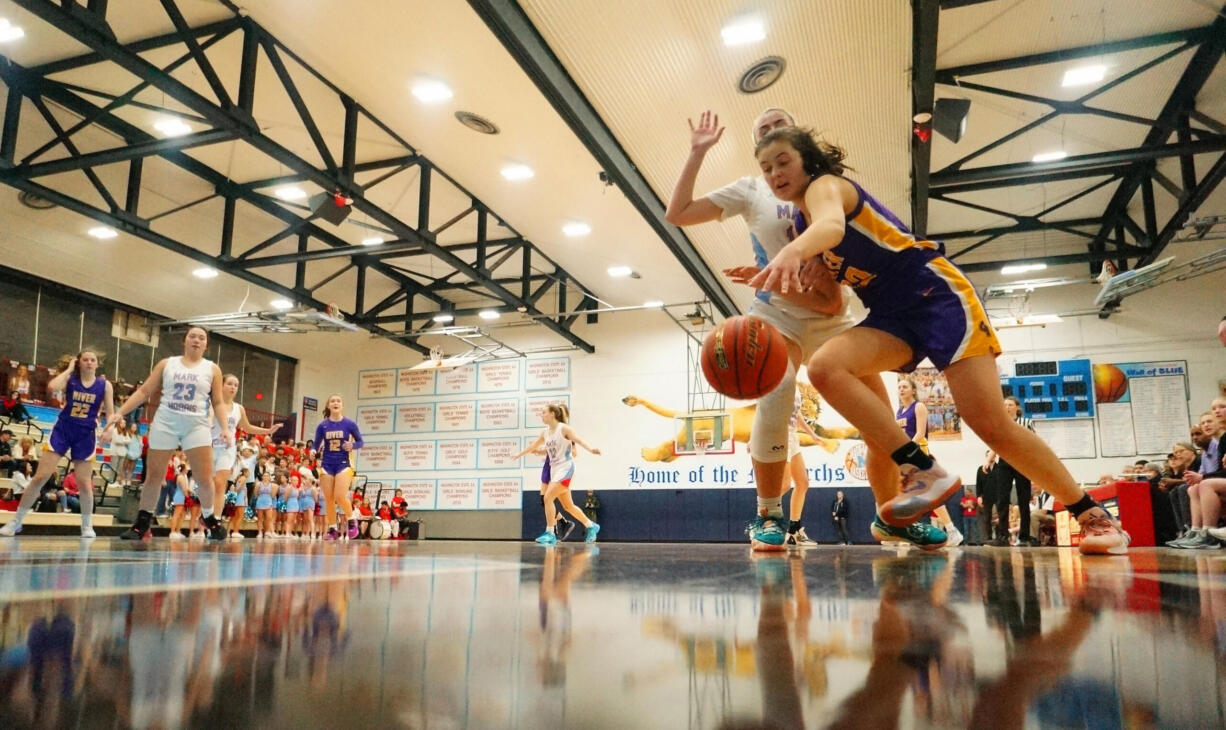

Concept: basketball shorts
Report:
left=540, top=460, right=551, bottom=486
left=748, top=297, right=854, bottom=360
left=858, top=256, right=1002, bottom=373
left=549, top=460, right=575, bottom=486
left=213, top=445, right=237, bottom=474
left=320, top=460, right=353, bottom=477
left=787, top=430, right=800, bottom=460
left=147, top=410, right=212, bottom=451
left=47, top=421, right=96, bottom=462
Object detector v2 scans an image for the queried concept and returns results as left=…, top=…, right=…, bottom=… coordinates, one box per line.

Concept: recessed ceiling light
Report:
left=607, top=265, right=635, bottom=278
left=361, top=237, right=384, bottom=246
left=153, top=117, right=192, bottom=137
left=270, top=299, right=294, bottom=310
left=644, top=300, right=664, bottom=308
left=0, top=19, right=24, bottom=43
left=275, top=186, right=307, bottom=201
left=87, top=226, right=118, bottom=240
left=478, top=310, right=500, bottom=321
left=721, top=17, right=765, bottom=46
left=411, top=79, right=453, bottom=104
left=562, top=221, right=591, bottom=237
left=1001, top=263, right=1047, bottom=276
left=500, top=164, right=534, bottom=181
left=433, top=313, right=454, bottom=323
left=1061, top=65, right=1106, bottom=87
left=1032, top=151, right=1068, bottom=163
left=192, top=267, right=219, bottom=279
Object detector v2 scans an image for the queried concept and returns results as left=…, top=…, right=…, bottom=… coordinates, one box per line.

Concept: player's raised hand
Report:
left=688, top=110, right=724, bottom=153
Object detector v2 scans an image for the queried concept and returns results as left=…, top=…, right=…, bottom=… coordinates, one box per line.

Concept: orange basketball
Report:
left=1093, top=363, right=1128, bottom=403
left=701, top=316, right=789, bottom=400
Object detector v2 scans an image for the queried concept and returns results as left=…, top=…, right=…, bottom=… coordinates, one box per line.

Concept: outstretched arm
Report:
left=511, top=435, right=545, bottom=461
left=237, top=405, right=276, bottom=436
left=665, top=110, right=728, bottom=226
left=622, top=395, right=679, bottom=419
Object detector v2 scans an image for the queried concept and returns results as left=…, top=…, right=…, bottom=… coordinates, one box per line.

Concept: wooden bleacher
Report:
left=0, top=511, right=114, bottom=527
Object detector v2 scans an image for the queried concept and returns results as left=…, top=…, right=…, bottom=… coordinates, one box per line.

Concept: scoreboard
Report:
left=1000, top=359, right=1095, bottom=420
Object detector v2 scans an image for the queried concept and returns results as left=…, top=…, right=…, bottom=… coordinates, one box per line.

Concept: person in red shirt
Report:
left=357, top=498, right=372, bottom=517
left=960, top=489, right=983, bottom=545
left=392, top=489, right=406, bottom=510
left=377, top=502, right=391, bottom=521
left=59, top=470, right=81, bottom=513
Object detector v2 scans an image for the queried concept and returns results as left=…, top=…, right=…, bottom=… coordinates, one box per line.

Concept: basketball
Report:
left=701, top=316, right=789, bottom=400
left=1093, top=363, right=1128, bottom=403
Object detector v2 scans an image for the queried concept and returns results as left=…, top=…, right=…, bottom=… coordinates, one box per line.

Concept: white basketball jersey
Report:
left=212, top=403, right=242, bottom=448
left=161, top=356, right=213, bottom=417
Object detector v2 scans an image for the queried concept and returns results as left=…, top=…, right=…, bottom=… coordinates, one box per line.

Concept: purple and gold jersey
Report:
left=314, top=417, right=364, bottom=464
left=793, top=180, right=944, bottom=311
left=63, top=374, right=106, bottom=427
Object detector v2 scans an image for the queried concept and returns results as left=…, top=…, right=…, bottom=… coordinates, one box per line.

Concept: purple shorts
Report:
left=856, top=257, right=1001, bottom=373
left=48, top=421, right=96, bottom=462
left=540, top=459, right=551, bottom=485
left=320, top=460, right=352, bottom=477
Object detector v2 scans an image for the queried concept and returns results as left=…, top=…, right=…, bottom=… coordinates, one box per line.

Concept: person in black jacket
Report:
left=831, top=491, right=850, bottom=545
left=996, top=399, right=1035, bottom=546
left=975, top=450, right=1003, bottom=545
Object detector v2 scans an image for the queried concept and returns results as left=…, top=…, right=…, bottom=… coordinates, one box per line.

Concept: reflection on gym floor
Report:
left=0, top=539, right=1223, bottom=729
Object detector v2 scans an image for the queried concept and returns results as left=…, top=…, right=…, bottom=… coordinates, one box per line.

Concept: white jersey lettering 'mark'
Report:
left=161, top=356, right=213, bottom=416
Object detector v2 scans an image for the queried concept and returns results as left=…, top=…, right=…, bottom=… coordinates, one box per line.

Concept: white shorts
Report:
left=213, top=445, right=237, bottom=474
left=147, top=410, right=212, bottom=451
left=787, top=430, right=800, bottom=460
left=748, top=297, right=854, bottom=360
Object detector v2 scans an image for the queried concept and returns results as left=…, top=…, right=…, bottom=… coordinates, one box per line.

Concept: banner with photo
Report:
left=912, top=366, right=962, bottom=441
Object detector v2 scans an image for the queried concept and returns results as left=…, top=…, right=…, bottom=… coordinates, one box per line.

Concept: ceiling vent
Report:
left=455, top=111, right=499, bottom=135
left=738, top=56, right=786, bottom=94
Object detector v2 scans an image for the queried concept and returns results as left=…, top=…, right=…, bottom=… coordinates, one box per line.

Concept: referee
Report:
left=996, top=396, right=1036, bottom=546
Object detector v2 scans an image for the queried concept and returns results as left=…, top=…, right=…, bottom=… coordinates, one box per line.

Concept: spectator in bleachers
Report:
left=8, top=364, right=30, bottom=398
left=119, top=423, right=142, bottom=486
left=59, top=470, right=81, bottom=514
left=13, top=436, right=34, bottom=470
left=1168, top=406, right=1226, bottom=549
left=8, top=459, right=33, bottom=499
left=0, top=430, right=13, bottom=477
left=0, top=392, right=30, bottom=423
left=1164, top=442, right=1199, bottom=538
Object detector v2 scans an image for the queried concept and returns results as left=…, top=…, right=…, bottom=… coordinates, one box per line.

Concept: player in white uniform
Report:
left=666, top=109, right=943, bottom=550
left=513, top=404, right=601, bottom=545
left=108, top=326, right=230, bottom=541
left=208, top=373, right=276, bottom=540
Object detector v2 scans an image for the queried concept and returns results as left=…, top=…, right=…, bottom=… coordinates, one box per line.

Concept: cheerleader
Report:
left=313, top=395, right=364, bottom=541
left=254, top=472, right=275, bottom=540
left=285, top=480, right=302, bottom=540
left=167, top=465, right=191, bottom=540
left=0, top=349, right=116, bottom=538
left=298, top=480, right=318, bottom=540
left=108, top=326, right=230, bottom=541
left=226, top=470, right=249, bottom=540
left=274, top=473, right=290, bottom=538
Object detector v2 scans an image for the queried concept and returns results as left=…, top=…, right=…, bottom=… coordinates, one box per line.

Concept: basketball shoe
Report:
left=870, top=515, right=948, bottom=551
left=878, top=460, right=962, bottom=526
left=583, top=523, right=600, bottom=543
left=747, top=515, right=789, bottom=551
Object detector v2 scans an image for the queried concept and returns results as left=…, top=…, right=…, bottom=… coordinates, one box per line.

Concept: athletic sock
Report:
left=12, top=504, right=32, bottom=525
left=1067, top=494, right=1098, bottom=519
left=757, top=496, right=783, bottom=518
left=202, top=508, right=214, bottom=519
left=787, top=522, right=801, bottom=534
left=80, top=509, right=93, bottom=530
left=891, top=442, right=934, bottom=471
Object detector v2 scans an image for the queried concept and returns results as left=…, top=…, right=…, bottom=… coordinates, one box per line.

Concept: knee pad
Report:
left=750, top=360, right=797, bottom=463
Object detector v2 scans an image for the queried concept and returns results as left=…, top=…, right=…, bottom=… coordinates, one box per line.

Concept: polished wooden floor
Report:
left=0, top=538, right=1221, bottom=729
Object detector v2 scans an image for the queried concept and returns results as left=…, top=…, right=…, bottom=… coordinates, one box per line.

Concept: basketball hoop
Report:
left=429, top=346, right=444, bottom=365
left=693, top=432, right=712, bottom=457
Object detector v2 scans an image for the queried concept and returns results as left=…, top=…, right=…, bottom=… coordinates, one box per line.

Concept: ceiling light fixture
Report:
left=721, top=17, right=765, bottom=46
left=1032, top=151, right=1068, bottom=163
left=153, top=117, right=192, bottom=137
left=562, top=221, right=591, bottom=237
left=500, top=164, right=534, bottom=181
left=361, top=236, right=384, bottom=246
left=192, top=267, right=219, bottom=279
left=0, top=19, right=24, bottom=43
left=478, top=310, right=501, bottom=321
left=644, top=300, right=664, bottom=308
left=270, top=299, right=294, bottom=310
left=433, top=313, right=454, bottom=323
left=1001, top=262, right=1048, bottom=276
left=275, top=186, right=307, bottom=201
left=607, top=265, right=638, bottom=278
left=1062, top=65, right=1106, bottom=87
left=411, top=79, right=453, bottom=104
left=87, top=226, right=118, bottom=240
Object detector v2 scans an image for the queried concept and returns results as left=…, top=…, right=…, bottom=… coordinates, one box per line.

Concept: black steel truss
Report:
left=0, top=0, right=604, bottom=354
left=912, top=5, right=1226, bottom=311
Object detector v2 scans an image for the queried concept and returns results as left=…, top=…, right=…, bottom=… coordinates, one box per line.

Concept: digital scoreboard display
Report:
left=1000, top=359, right=1094, bottom=419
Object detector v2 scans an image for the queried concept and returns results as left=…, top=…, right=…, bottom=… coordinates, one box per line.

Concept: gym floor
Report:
left=0, top=539, right=1221, bottom=728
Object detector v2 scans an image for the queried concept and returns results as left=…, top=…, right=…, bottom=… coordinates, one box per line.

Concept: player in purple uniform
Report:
left=1, top=349, right=116, bottom=538
left=314, top=394, right=364, bottom=541
left=741, top=126, right=1127, bottom=555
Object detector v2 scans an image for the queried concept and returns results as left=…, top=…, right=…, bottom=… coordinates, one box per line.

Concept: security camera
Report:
left=598, top=171, right=613, bottom=186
